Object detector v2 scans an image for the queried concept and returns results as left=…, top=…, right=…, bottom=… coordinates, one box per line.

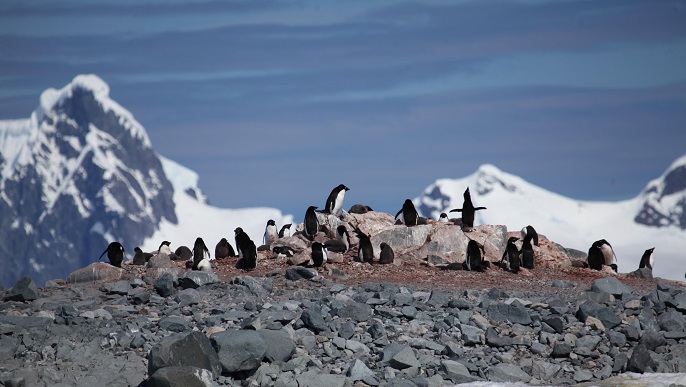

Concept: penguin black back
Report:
left=379, top=243, right=394, bottom=264
left=278, top=224, right=292, bottom=238
left=587, top=240, right=604, bottom=271
left=215, top=238, right=235, bottom=259
left=449, top=187, right=486, bottom=230
left=175, top=246, right=192, bottom=261
left=192, top=237, right=210, bottom=270
left=465, top=239, right=485, bottom=272
left=357, top=231, right=374, bottom=263
left=521, top=225, right=539, bottom=246
left=501, top=237, right=520, bottom=273
left=639, top=247, right=655, bottom=270
left=395, top=199, right=419, bottom=226
left=133, top=247, right=153, bottom=265
left=311, top=242, right=327, bottom=267
left=99, top=242, right=125, bottom=268
left=241, top=239, right=258, bottom=271
left=234, top=227, right=251, bottom=257
left=521, top=234, right=535, bottom=270
left=304, top=206, right=319, bottom=240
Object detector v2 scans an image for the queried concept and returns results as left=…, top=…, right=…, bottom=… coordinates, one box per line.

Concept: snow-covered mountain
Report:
left=414, top=161, right=686, bottom=282
left=0, top=75, right=291, bottom=287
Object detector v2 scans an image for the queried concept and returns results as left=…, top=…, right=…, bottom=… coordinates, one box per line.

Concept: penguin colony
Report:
left=100, top=184, right=654, bottom=276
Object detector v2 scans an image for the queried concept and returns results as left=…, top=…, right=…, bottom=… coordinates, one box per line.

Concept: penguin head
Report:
left=336, top=225, right=348, bottom=235
left=508, top=237, right=519, bottom=244
left=266, top=219, right=276, bottom=226
left=135, top=247, right=142, bottom=253
left=283, top=224, right=292, bottom=229
left=194, top=237, right=205, bottom=247
left=234, top=227, right=244, bottom=235
left=307, top=206, right=318, bottom=211
left=220, top=237, right=227, bottom=242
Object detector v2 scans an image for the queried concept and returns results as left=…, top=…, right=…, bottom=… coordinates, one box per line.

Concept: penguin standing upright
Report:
left=278, top=224, right=292, bottom=238
left=99, top=242, right=125, bottom=267
left=304, top=206, right=319, bottom=240
left=464, top=239, right=485, bottom=272
left=449, top=187, right=487, bottom=231
left=357, top=231, right=374, bottom=263
left=639, top=247, right=655, bottom=270
left=587, top=240, right=605, bottom=271
left=192, top=237, right=210, bottom=271
left=311, top=242, right=328, bottom=267
left=379, top=243, right=394, bottom=264
left=242, top=239, right=258, bottom=271
left=234, top=227, right=251, bottom=258
left=521, top=233, right=535, bottom=270
left=395, top=199, right=419, bottom=226
left=263, top=219, right=278, bottom=245
left=322, top=184, right=350, bottom=214
left=438, top=213, right=449, bottom=223
left=520, top=225, right=539, bottom=246
left=215, top=238, right=235, bottom=259
left=596, top=239, right=617, bottom=271
left=501, top=237, right=521, bottom=273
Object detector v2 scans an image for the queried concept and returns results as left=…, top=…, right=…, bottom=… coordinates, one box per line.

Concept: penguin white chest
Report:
left=332, top=190, right=346, bottom=214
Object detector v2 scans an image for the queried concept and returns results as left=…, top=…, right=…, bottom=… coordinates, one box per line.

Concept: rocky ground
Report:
left=2, top=212, right=686, bottom=387
left=2, top=253, right=686, bottom=387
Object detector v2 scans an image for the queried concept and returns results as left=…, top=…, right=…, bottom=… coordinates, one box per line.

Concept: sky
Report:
left=1, top=0, right=686, bottom=217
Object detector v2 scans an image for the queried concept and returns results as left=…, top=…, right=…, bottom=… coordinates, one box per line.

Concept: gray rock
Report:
left=368, top=319, right=387, bottom=339
left=626, top=268, right=653, bottom=279
left=175, top=288, right=202, bottom=307
left=333, top=302, right=373, bottom=322
left=158, top=316, right=192, bottom=332
left=179, top=271, right=219, bottom=289
left=148, top=331, right=222, bottom=377
left=487, top=302, right=532, bottom=325
left=657, top=309, right=685, bottom=332
left=573, top=369, right=593, bottom=382
left=576, top=301, right=620, bottom=329
left=232, top=276, right=273, bottom=295
left=627, top=344, right=657, bottom=373
left=460, top=324, right=485, bottom=346
left=147, top=366, right=215, bottom=387
left=347, top=359, right=378, bottom=385
left=575, top=335, right=601, bottom=351
left=440, top=360, right=479, bottom=383
left=389, top=346, right=421, bottom=370
left=613, top=352, right=628, bottom=372
left=154, top=272, right=176, bottom=297
left=67, top=262, right=124, bottom=284
left=542, top=317, right=563, bottom=334
left=551, top=343, right=572, bottom=358
left=591, top=277, right=634, bottom=297
left=210, top=329, right=267, bottom=373
left=285, top=267, right=318, bottom=281
left=486, top=364, right=531, bottom=383
left=531, top=360, right=561, bottom=381
left=109, top=280, right=132, bottom=295
left=148, top=253, right=173, bottom=268
left=300, top=306, right=328, bottom=333
left=485, top=327, right=513, bottom=347
left=607, top=330, right=627, bottom=348
left=258, top=329, right=295, bottom=363
left=4, top=276, right=40, bottom=302
left=295, top=371, right=347, bottom=387
left=640, top=330, right=665, bottom=351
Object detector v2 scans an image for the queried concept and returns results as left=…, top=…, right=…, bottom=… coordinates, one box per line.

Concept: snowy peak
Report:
left=635, top=154, right=686, bottom=229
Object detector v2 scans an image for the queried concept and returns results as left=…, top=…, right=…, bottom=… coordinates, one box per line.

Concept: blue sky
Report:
left=1, top=0, right=686, bottom=217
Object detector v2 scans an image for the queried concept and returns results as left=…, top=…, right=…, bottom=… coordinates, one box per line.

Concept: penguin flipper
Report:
left=449, top=208, right=463, bottom=213
left=98, top=248, right=108, bottom=260
left=474, top=207, right=487, bottom=211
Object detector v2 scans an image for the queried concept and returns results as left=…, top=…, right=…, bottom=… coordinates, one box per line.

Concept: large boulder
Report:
left=148, top=331, right=222, bottom=377
left=67, top=262, right=123, bottom=284
left=210, top=330, right=267, bottom=373
left=4, top=276, right=40, bottom=302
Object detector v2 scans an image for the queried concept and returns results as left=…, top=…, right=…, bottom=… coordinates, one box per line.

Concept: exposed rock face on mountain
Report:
left=635, top=155, right=686, bottom=229
left=0, top=75, right=177, bottom=286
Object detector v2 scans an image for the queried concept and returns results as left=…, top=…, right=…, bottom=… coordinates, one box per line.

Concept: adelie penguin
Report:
left=501, top=237, right=521, bottom=273
left=240, top=239, right=258, bottom=271
left=349, top=204, right=373, bottom=214
left=234, top=227, right=251, bottom=258
left=99, top=242, right=125, bottom=267
left=215, top=238, right=236, bottom=259
left=395, top=199, right=419, bottom=226
left=263, top=219, right=278, bottom=245
left=379, top=243, right=394, bottom=264
left=311, top=242, right=328, bottom=267
left=322, top=184, right=350, bottom=215
left=586, top=240, right=605, bottom=271
left=357, top=231, right=374, bottom=263
left=278, top=224, right=292, bottom=238
left=521, top=233, right=535, bottom=270
left=192, top=237, right=211, bottom=272
left=132, top=247, right=153, bottom=265
left=324, top=225, right=351, bottom=253
left=303, top=206, right=319, bottom=240
left=520, top=225, right=539, bottom=246
left=449, top=187, right=486, bottom=231
left=639, top=247, right=655, bottom=270
left=464, top=239, right=486, bottom=272
left=438, top=213, right=449, bottom=223
left=157, top=240, right=181, bottom=260
left=597, top=239, right=618, bottom=272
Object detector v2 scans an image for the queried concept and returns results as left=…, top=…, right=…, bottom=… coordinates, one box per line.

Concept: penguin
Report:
left=438, top=213, right=449, bottom=223
left=192, top=237, right=210, bottom=270
left=357, top=231, right=374, bottom=263
left=587, top=240, right=605, bottom=271
left=157, top=240, right=180, bottom=260
left=240, top=239, right=258, bottom=271
left=464, top=239, right=485, bottom=272
left=639, top=247, right=655, bottom=270
left=234, top=227, right=251, bottom=258
left=521, top=233, right=535, bottom=270
left=321, top=184, right=350, bottom=215
left=133, top=247, right=153, bottom=265
left=520, top=225, right=539, bottom=246
left=278, top=224, right=292, bottom=238
left=395, top=199, right=419, bottom=226
left=262, top=219, right=278, bottom=245
left=304, top=206, right=319, bottom=240
left=596, top=239, right=617, bottom=268
left=215, top=238, right=236, bottom=259
left=349, top=204, right=373, bottom=214
left=324, top=225, right=351, bottom=253
left=379, top=243, right=394, bottom=264
left=273, top=245, right=295, bottom=258
left=501, top=237, right=521, bottom=273
left=449, top=187, right=487, bottom=231
left=175, top=245, right=192, bottom=261
left=99, top=242, right=125, bottom=267
left=311, top=242, right=328, bottom=267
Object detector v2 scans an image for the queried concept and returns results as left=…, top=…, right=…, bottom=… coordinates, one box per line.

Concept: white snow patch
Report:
left=29, top=258, right=45, bottom=273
